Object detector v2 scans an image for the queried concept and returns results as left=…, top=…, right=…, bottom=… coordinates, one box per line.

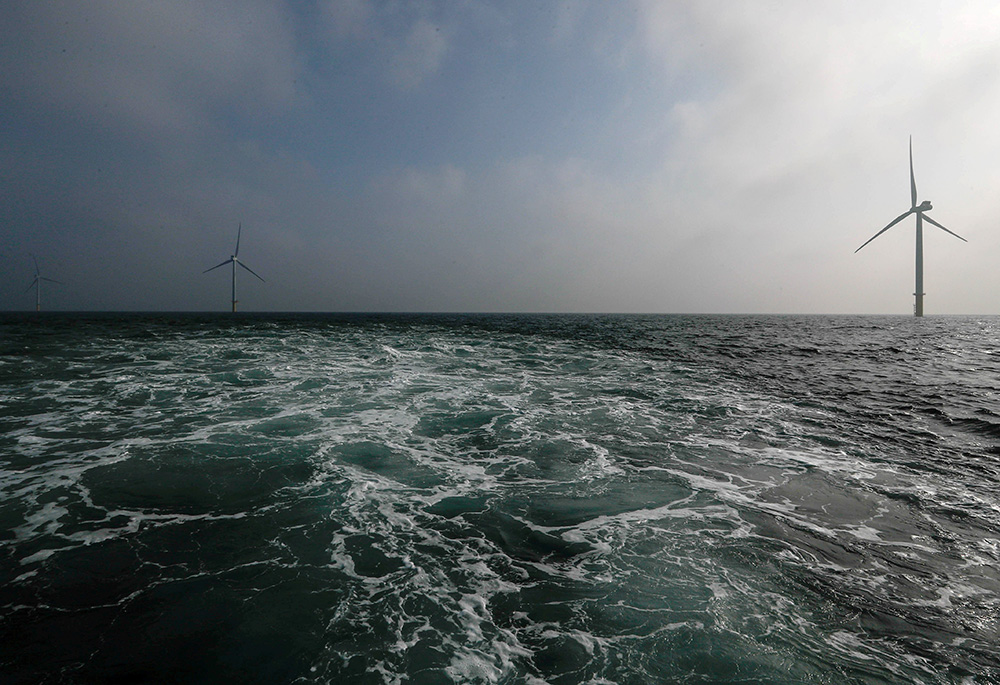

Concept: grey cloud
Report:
left=387, top=19, right=448, bottom=90
left=3, top=1, right=1000, bottom=314
left=0, top=1, right=301, bottom=137
left=319, top=0, right=449, bottom=90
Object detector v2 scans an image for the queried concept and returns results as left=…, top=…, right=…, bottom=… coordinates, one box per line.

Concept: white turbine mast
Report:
left=203, top=223, right=265, bottom=312
left=855, top=136, right=966, bottom=316
left=25, top=254, right=61, bottom=312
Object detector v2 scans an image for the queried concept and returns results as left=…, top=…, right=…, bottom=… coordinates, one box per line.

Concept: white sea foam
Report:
left=3, top=314, right=999, bottom=683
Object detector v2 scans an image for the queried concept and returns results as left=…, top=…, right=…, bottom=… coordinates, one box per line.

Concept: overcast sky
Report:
left=2, top=1, right=998, bottom=313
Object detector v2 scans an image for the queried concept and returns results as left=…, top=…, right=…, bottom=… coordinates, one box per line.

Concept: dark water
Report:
left=1, top=313, right=998, bottom=683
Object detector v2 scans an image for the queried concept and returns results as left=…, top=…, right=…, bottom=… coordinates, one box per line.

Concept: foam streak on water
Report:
left=1, top=313, right=999, bottom=683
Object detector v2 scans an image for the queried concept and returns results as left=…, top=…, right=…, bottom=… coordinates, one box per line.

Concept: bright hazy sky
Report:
left=2, top=1, right=998, bottom=313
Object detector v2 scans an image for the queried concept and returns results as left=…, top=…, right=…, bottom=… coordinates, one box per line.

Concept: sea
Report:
left=1, top=312, right=998, bottom=684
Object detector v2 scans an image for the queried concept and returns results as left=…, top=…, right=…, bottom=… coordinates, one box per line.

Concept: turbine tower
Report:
left=855, top=137, right=966, bottom=317
left=25, top=255, right=61, bottom=312
left=203, top=223, right=265, bottom=312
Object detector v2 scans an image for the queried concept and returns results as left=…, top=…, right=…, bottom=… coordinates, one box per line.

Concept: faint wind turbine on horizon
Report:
left=855, top=136, right=967, bottom=317
left=25, top=255, right=61, bottom=312
left=203, top=223, right=265, bottom=312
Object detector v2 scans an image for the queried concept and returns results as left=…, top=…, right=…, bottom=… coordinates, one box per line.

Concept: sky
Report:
left=2, top=0, right=999, bottom=314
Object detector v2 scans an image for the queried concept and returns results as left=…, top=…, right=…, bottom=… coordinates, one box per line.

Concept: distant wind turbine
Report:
left=203, top=223, right=265, bottom=312
left=25, top=255, right=61, bottom=312
left=855, top=137, right=967, bottom=317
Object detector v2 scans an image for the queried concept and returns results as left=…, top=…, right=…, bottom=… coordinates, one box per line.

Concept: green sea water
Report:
left=1, top=313, right=999, bottom=683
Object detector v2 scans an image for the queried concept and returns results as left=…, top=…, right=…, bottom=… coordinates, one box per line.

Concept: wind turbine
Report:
left=855, top=137, right=967, bottom=316
left=203, top=223, right=265, bottom=312
left=25, top=255, right=61, bottom=312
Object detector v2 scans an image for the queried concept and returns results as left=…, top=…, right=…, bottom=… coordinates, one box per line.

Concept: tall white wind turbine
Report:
left=855, top=137, right=967, bottom=316
left=25, top=255, right=61, bottom=312
left=203, top=223, right=265, bottom=312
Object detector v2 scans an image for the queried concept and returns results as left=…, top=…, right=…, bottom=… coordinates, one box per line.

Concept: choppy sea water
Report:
left=1, top=313, right=999, bottom=684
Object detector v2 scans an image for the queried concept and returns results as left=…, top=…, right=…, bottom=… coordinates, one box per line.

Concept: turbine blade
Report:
left=235, top=223, right=241, bottom=257
left=909, top=135, right=917, bottom=207
left=31, top=254, right=40, bottom=276
left=203, top=258, right=232, bottom=273
left=237, top=260, right=265, bottom=282
left=922, top=214, right=968, bottom=242
left=40, top=277, right=61, bottom=284
left=855, top=209, right=915, bottom=253
left=24, top=277, right=38, bottom=292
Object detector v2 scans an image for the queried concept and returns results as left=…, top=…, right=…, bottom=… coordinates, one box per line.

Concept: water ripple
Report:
left=1, top=313, right=998, bottom=682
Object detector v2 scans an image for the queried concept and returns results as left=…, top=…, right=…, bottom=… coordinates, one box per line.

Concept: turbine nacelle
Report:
left=916, top=200, right=932, bottom=212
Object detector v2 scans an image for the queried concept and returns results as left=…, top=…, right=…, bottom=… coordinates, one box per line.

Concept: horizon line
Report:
left=0, top=310, right=994, bottom=317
